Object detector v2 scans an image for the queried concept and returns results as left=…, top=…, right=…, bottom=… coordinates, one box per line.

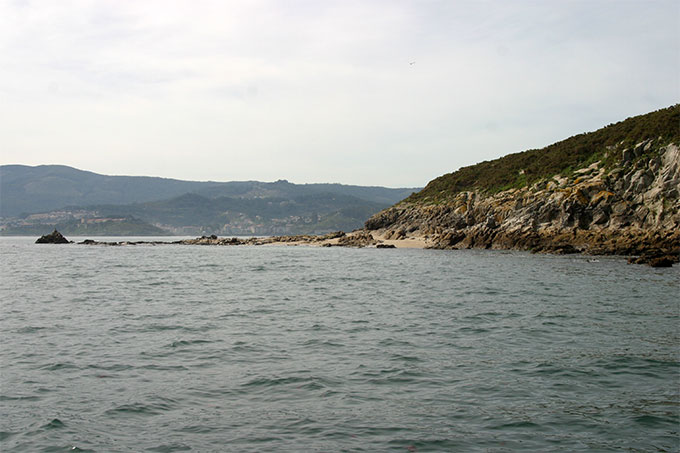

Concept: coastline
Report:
left=69, top=230, right=431, bottom=249
left=37, top=228, right=678, bottom=267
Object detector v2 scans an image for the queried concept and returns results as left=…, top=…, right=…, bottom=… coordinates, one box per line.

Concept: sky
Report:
left=1, top=0, right=678, bottom=187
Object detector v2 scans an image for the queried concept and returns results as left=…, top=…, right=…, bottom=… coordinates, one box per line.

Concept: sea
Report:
left=0, top=236, right=678, bottom=452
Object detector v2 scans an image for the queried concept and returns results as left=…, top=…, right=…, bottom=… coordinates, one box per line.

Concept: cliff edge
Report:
left=365, top=106, right=680, bottom=261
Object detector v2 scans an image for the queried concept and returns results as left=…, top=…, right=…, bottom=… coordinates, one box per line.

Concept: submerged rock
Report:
left=36, top=230, right=71, bottom=244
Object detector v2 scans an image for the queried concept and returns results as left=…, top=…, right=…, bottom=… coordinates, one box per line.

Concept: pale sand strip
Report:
left=368, top=231, right=428, bottom=249
left=260, top=231, right=429, bottom=248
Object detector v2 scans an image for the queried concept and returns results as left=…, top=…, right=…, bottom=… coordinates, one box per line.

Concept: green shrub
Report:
left=407, top=105, right=679, bottom=203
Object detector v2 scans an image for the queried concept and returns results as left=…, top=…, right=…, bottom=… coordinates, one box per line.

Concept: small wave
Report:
left=387, top=438, right=467, bottom=451
left=230, top=342, right=267, bottom=353
left=389, top=353, right=422, bottom=363
left=457, top=326, right=490, bottom=334
left=15, top=326, right=51, bottom=334
left=241, top=375, right=338, bottom=392
left=0, top=395, right=41, bottom=401
left=168, top=339, right=213, bottom=348
left=105, top=398, right=178, bottom=418
left=178, top=424, right=219, bottom=434
left=282, top=417, right=325, bottom=435
left=634, top=414, right=677, bottom=427
left=39, top=362, right=79, bottom=371
left=86, top=363, right=133, bottom=372
left=243, top=376, right=309, bottom=388
left=488, top=420, right=540, bottom=430
left=138, top=364, right=189, bottom=371
left=145, top=443, right=192, bottom=452
left=378, top=338, right=414, bottom=347
left=37, top=445, right=93, bottom=452
left=357, top=368, right=424, bottom=385
left=0, top=431, right=16, bottom=441
left=120, top=323, right=216, bottom=334
left=145, top=324, right=184, bottom=331
left=43, top=418, right=65, bottom=430
left=302, top=339, right=344, bottom=348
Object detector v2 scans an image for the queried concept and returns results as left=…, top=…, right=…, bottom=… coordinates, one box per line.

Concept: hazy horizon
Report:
left=1, top=1, right=678, bottom=187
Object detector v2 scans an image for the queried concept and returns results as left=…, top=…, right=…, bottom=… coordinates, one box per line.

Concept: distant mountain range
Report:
left=0, top=165, right=419, bottom=235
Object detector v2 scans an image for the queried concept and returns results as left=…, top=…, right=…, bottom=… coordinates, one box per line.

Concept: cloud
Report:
left=0, top=0, right=678, bottom=186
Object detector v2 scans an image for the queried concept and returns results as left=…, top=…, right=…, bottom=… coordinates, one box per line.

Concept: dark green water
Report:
left=1, top=237, right=678, bottom=452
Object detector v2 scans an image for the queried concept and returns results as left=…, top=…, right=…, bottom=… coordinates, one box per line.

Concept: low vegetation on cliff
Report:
left=366, top=105, right=680, bottom=263
left=408, top=105, right=679, bottom=203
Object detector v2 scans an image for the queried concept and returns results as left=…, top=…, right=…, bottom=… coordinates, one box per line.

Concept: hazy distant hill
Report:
left=0, top=165, right=417, bottom=218
left=88, top=191, right=390, bottom=235
left=0, top=165, right=419, bottom=235
left=0, top=216, right=169, bottom=237
left=0, top=165, right=224, bottom=217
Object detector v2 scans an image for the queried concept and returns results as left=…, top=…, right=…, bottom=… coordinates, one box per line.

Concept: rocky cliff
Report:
left=365, top=109, right=680, bottom=261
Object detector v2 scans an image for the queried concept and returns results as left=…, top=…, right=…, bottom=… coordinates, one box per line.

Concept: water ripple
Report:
left=1, top=239, right=678, bottom=452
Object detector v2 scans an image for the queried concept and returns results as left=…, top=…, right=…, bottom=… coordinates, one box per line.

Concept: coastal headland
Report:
left=363, top=106, right=680, bottom=266
left=35, top=106, right=679, bottom=267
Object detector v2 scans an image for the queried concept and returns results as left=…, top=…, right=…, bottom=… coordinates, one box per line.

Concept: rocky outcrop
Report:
left=74, top=230, right=405, bottom=249
left=36, top=230, right=72, bottom=244
left=178, top=231, right=347, bottom=246
left=628, top=251, right=678, bottom=267
left=78, top=231, right=351, bottom=247
left=365, top=141, right=680, bottom=264
left=331, top=231, right=378, bottom=247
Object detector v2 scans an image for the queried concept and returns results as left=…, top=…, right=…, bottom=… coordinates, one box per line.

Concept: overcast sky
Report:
left=1, top=0, right=678, bottom=187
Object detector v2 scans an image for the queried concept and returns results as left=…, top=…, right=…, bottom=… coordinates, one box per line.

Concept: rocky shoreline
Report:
left=32, top=109, right=680, bottom=268
left=36, top=226, right=678, bottom=267
left=34, top=141, right=680, bottom=267
left=363, top=141, right=680, bottom=267
left=36, top=230, right=380, bottom=248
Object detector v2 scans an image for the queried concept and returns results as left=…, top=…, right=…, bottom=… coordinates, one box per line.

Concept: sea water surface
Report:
left=0, top=236, right=678, bottom=452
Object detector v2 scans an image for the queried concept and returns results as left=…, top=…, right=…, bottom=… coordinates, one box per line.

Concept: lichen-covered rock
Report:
left=334, top=231, right=377, bottom=248
left=364, top=142, right=680, bottom=265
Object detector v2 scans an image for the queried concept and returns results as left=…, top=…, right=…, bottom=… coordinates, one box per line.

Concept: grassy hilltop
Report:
left=408, top=105, right=680, bottom=203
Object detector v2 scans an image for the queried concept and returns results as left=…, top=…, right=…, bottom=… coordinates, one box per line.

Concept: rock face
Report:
left=75, top=230, right=392, bottom=249
left=36, top=230, right=71, bottom=244
left=365, top=141, right=680, bottom=262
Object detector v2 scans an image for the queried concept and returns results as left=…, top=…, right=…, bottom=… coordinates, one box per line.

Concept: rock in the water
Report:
left=376, top=243, right=396, bottom=248
left=627, top=250, right=678, bottom=267
left=649, top=256, right=675, bottom=267
left=335, top=231, right=377, bottom=248
left=36, top=230, right=71, bottom=244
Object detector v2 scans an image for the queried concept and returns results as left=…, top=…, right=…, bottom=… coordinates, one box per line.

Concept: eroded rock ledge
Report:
left=364, top=142, right=680, bottom=266
left=75, top=231, right=373, bottom=247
